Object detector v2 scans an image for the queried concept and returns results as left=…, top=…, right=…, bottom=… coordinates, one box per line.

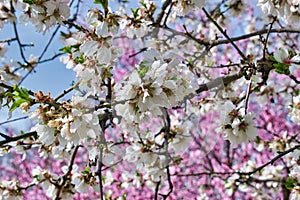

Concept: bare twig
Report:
left=128, top=47, right=147, bottom=58
left=202, top=8, right=247, bottom=61
left=244, top=80, right=252, bottom=114
left=263, top=17, right=277, bottom=60
left=0, top=131, right=37, bottom=147
left=175, top=144, right=300, bottom=178
left=55, top=145, right=80, bottom=200
left=54, top=82, right=79, bottom=101
left=154, top=180, right=161, bottom=200
left=12, top=22, right=29, bottom=65
left=0, top=116, right=28, bottom=126
left=0, top=38, right=17, bottom=44
left=19, top=25, right=62, bottom=85
left=38, top=53, right=64, bottom=64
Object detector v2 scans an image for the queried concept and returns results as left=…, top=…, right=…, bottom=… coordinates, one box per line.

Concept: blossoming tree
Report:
left=1, top=0, right=300, bottom=199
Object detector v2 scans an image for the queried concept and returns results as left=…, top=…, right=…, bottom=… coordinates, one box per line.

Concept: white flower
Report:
left=115, top=49, right=197, bottom=123
left=96, top=21, right=109, bottom=37
left=102, top=145, right=123, bottom=166
left=289, top=94, right=300, bottom=124
left=274, top=47, right=290, bottom=64
left=291, top=186, right=300, bottom=200
left=169, top=134, right=191, bottom=153
left=72, top=178, right=89, bottom=193
left=257, top=0, right=276, bottom=15
left=31, top=124, right=56, bottom=146
left=97, top=46, right=112, bottom=64
left=218, top=101, right=258, bottom=147
left=173, top=0, right=206, bottom=16
left=80, top=41, right=98, bottom=57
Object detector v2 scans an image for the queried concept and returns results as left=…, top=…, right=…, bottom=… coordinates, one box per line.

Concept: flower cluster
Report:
left=2, top=0, right=300, bottom=199
left=30, top=93, right=101, bottom=151
left=289, top=94, right=300, bottom=124
left=60, top=9, right=122, bottom=94
left=217, top=101, right=258, bottom=147
left=115, top=49, right=197, bottom=123
left=258, top=0, right=300, bottom=26
left=21, top=0, right=70, bottom=32
left=173, top=0, right=206, bottom=16
left=0, top=0, right=18, bottom=29
left=119, top=1, right=156, bottom=38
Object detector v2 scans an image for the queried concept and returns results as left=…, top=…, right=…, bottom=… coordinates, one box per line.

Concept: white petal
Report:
left=96, top=21, right=109, bottom=37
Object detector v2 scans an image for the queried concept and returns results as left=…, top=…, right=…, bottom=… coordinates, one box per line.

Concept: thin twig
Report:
left=54, top=82, right=79, bottom=101
left=13, top=22, right=29, bottom=65
left=202, top=8, right=247, bottom=61
left=159, top=166, right=173, bottom=199
left=154, top=180, right=161, bottom=200
left=205, top=63, right=240, bottom=68
left=0, top=38, right=17, bottom=44
left=128, top=47, right=147, bottom=58
left=242, top=144, right=300, bottom=176
left=19, top=25, right=61, bottom=85
left=55, top=145, right=80, bottom=200
left=0, top=116, right=28, bottom=126
left=244, top=80, right=252, bottom=114
left=175, top=144, right=300, bottom=177
left=263, top=17, right=277, bottom=60
left=38, top=53, right=64, bottom=64
left=0, top=131, right=37, bottom=147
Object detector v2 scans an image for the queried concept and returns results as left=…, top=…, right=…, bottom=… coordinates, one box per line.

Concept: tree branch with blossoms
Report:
left=1, top=0, right=300, bottom=199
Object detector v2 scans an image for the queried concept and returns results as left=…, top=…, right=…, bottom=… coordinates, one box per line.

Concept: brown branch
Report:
left=175, top=144, right=300, bottom=178
left=0, top=131, right=37, bottom=147
left=13, top=21, right=29, bottom=65
left=0, top=116, right=28, bottom=126
left=195, top=72, right=243, bottom=94
left=211, top=28, right=300, bottom=47
left=155, top=0, right=172, bottom=26
left=289, top=75, right=300, bottom=84
left=55, top=145, right=80, bottom=200
left=159, top=166, right=173, bottom=200
left=19, top=25, right=62, bottom=85
left=152, top=0, right=172, bottom=37
left=54, top=82, right=79, bottom=101
left=242, top=144, right=300, bottom=176
left=0, top=38, right=17, bottom=44
left=263, top=17, right=277, bottom=60
left=154, top=179, right=161, bottom=200
left=244, top=80, right=252, bottom=114
left=202, top=8, right=247, bottom=61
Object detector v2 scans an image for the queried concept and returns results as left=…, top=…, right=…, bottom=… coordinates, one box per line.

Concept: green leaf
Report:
left=137, top=61, right=150, bottom=78
left=131, top=8, right=140, bottom=19
left=274, top=62, right=290, bottom=75
left=270, top=55, right=276, bottom=62
left=23, top=0, right=35, bottom=4
left=13, top=85, right=31, bottom=101
left=121, top=194, right=127, bottom=200
left=33, top=175, right=40, bottom=181
left=81, top=166, right=90, bottom=175
left=284, top=177, right=295, bottom=190
left=140, top=2, right=147, bottom=8
left=94, top=0, right=108, bottom=11
left=74, top=54, right=85, bottom=64
left=59, top=46, right=72, bottom=54
left=207, top=61, right=214, bottom=67
left=10, top=99, right=28, bottom=112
